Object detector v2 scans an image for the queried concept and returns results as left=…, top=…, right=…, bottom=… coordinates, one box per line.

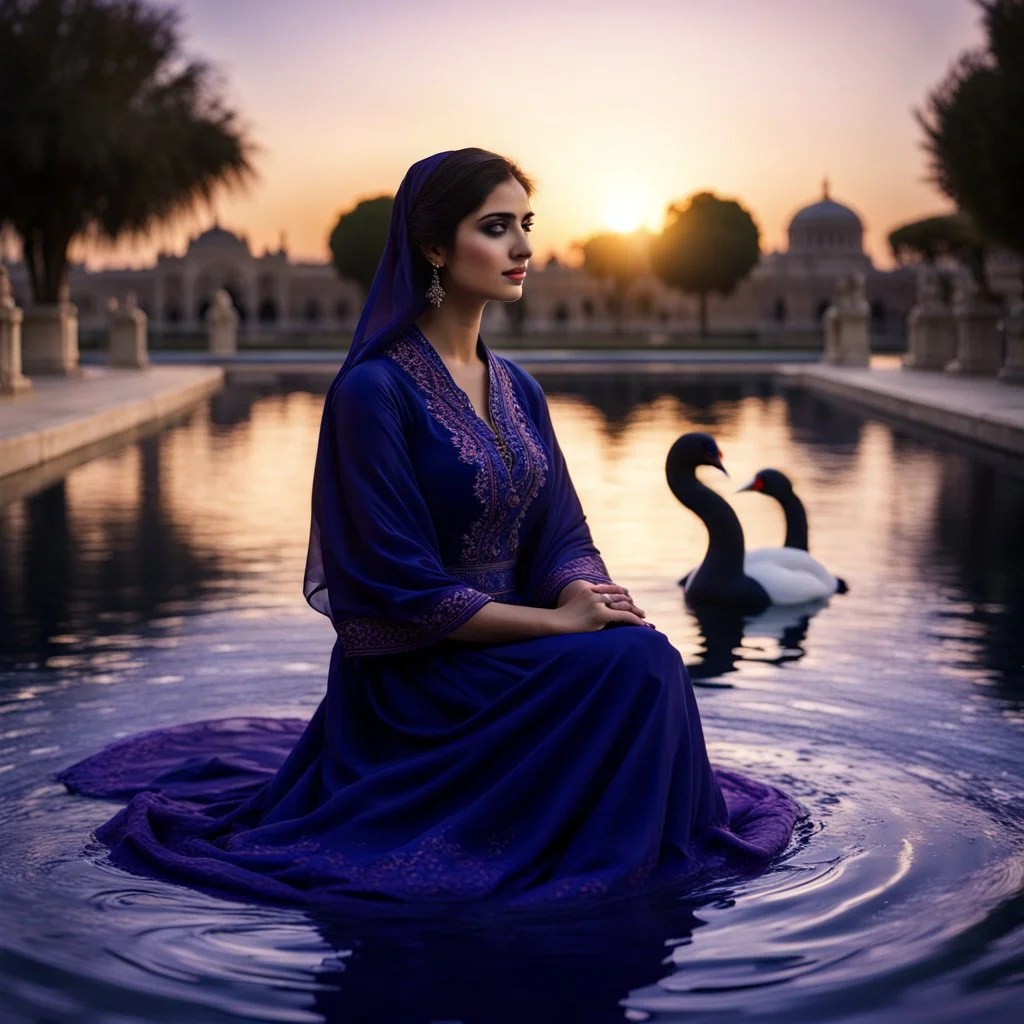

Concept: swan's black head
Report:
left=665, top=432, right=727, bottom=478
left=738, top=468, right=793, bottom=498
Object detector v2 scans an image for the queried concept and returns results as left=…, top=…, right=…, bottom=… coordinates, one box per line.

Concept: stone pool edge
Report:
left=785, top=364, right=1024, bottom=458
left=0, top=366, right=225, bottom=481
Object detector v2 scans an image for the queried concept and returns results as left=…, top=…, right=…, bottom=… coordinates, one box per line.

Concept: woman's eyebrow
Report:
left=476, top=211, right=535, bottom=222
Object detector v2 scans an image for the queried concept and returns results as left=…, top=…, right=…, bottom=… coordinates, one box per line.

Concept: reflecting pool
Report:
left=0, top=372, right=1021, bottom=1022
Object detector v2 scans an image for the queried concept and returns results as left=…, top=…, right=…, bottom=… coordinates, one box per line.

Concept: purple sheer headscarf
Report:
left=338, top=149, right=455, bottom=379
left=303, top=150, right=454, bottom=621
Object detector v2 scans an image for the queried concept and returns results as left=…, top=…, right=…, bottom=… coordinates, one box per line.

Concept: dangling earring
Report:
left=426, top=263, right=446, bottom=307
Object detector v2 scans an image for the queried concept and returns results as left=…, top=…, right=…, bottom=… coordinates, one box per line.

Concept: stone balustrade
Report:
left=900, top=266, right=1022, bottom=384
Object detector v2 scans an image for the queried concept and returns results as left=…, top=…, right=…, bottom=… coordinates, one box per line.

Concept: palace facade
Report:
left=7, top=185, right=1019, bottom=341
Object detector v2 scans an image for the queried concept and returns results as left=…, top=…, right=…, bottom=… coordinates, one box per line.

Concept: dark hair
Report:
left=408, top=148, right=535, bottom=259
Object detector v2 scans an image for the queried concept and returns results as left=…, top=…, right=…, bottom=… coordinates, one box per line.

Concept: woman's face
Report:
left=434, top=176, right=534, bottom=304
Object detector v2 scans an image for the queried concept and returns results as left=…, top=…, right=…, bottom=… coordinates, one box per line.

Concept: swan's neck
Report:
left=674, top=470, right=747, bottom=577
left=779, top=492, right=809, bottom=550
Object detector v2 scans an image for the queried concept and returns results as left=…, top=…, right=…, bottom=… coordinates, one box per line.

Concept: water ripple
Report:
left=0, top=378, right=1022, bottom=1021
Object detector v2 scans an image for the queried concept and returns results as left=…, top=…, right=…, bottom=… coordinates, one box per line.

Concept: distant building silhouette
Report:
left=2, top=186, right=1019, bottom=340
left=4, top=224, right=361, bottom=336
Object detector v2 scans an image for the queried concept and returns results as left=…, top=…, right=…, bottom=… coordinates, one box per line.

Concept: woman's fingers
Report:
left=602, top=593, right=643, bottom=614
left=590, top=583, right=631, bottom=597
left=608, top=608, right=647, bottom=626
left=597, top=593, right=645, bottom=618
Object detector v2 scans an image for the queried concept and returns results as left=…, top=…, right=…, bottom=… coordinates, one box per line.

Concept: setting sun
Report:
left=604, top=197, right=645, bottom=233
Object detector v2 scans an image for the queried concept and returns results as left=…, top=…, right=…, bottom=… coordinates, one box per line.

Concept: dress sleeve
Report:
left=311, top=362, right=492, bottom=656
left=515, top=369, right=614, bottom=607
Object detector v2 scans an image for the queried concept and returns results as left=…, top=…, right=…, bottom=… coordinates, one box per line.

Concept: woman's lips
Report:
left=502, top=270, right=526, bottom=282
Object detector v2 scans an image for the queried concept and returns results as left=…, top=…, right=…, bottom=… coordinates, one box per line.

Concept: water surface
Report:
left=0, top=372, right=1021, bottom=1022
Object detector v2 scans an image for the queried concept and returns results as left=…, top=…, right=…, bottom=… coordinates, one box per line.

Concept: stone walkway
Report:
left=788, top=362, right=1024, bottom=457
left=0, top=365, right=223, bottom=481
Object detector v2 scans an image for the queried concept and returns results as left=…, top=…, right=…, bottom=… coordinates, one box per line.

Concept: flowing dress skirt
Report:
left=57, top=626, right=802, bottom=907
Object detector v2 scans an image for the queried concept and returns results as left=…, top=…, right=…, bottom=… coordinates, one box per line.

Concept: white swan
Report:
left=743, top=547, right=841, bottom=604
left=738, top=468, right=847, bottom=596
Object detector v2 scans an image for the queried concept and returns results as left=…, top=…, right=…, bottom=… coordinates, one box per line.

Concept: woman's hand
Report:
left=552, top=583, right=647, bottom=633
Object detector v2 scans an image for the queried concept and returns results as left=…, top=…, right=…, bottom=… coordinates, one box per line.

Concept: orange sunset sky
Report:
left=68, top=0, right=984, bottom=272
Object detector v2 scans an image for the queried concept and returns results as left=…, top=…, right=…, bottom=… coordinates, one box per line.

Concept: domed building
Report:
left=4, top=185, right=917, bottom=344
left=731, top=180, right=913, bottom=335
left=7, top=221, right=364, bottom=338
left=506, top=181, right=916, bottom=341
left=785, top=181, right=870, bottom=265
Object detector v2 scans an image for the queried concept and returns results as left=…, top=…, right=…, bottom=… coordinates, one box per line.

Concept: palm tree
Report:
left=0, top=0, right=256, bottom=305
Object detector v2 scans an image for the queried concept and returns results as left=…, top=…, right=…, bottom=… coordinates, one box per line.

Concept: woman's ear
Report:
left=420, top=243, right=446, bottom=268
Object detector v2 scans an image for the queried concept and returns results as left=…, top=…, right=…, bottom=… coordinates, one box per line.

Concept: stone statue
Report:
left=946, top=265, right=1003, bottom=375
left=0, top=266, right=32, bottom=395
left=903, top=263, right=957, bottom=371
left=0, top=265, right=13, bottom=309
left=916, top=263, right=943, bottom=309
left=211, top=289, right=237, bottom=321
left=838, top=270, right=869, bottom=315
left=107, top=291, right=149, bottom=369
left=208, top=288, right=239, bottom=356
left=822, top=271, right=870, bottom=367
left=998, top=297, right=1024, bottom=384
left=951, top=267, right=978, bottom=310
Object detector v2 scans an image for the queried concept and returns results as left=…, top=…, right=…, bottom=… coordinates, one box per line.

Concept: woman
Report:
left=57, top=149, right=801, bottom=907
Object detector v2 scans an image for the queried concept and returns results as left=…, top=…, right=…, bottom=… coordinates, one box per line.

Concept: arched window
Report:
left=258, top=297, right=278, bottom=324
left=553, top=301, right=571, bottom=324
left=304, top=298, right=321, bottom=323
left=773, top=297, right=787, bottom=324
left=335, top=299, right=351, bottom=321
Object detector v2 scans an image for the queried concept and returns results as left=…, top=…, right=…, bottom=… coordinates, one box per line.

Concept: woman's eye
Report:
left=484, top=222, right=534, bottom=236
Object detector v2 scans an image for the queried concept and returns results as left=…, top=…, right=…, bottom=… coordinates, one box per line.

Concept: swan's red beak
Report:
left=710, top=450, right=728, bottom=476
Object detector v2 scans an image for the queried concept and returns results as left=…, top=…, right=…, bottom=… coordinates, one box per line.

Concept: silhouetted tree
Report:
left=888, top=214, right=974, bottom=264
left=888, top=212, right=992, bottom=299
left=650, top=192, right=760, bottom=337
left=0, top=0, right=255, bottom=304
left=328, top=195, right=393, bottom=295
left=917, top=0, right=1024, bottom=273
left=577, top=230, right=649, bottom=335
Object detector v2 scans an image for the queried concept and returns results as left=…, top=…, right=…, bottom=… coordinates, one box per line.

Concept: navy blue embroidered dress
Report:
left=56, top=323, right=800, bottom=908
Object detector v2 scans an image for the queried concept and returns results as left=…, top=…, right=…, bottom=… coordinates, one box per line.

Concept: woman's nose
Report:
left=512, top=236, right=533, bottom=260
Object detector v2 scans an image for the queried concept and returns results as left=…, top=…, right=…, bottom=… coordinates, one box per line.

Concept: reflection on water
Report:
left=0, top=372, right=1022, bottom=1022
left=687, top=599, right=829, bottom=685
